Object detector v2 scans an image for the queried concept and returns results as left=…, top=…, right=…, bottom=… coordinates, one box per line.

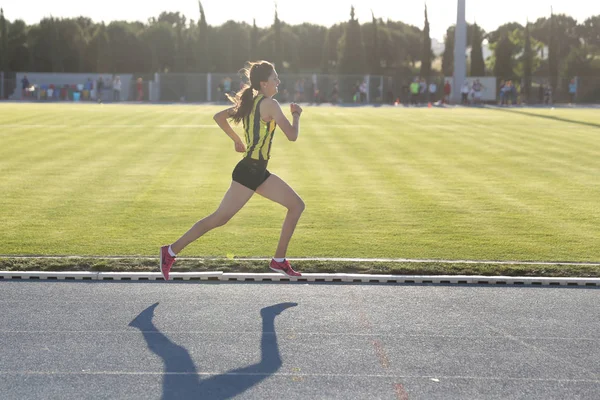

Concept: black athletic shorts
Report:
left=232, top=157, right=271, bottom=191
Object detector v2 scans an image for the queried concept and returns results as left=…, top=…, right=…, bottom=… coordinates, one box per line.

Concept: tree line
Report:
left=0, top=2, right=599, bottom=91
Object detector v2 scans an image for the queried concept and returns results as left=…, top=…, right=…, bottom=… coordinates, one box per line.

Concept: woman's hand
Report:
left=290, top=102, right=303, bottom=117
left=234, top=140, right=246, bottom=153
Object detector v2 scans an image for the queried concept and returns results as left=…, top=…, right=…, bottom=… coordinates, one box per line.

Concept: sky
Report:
left=2, top=0, right=599, bottom=41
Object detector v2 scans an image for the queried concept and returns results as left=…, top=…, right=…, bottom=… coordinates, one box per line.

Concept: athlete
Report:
left=159, top=60, right=304, bottom=280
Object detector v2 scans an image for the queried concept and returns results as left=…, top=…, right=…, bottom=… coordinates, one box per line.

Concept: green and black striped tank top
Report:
left=243, top=94, right=277, bottom=160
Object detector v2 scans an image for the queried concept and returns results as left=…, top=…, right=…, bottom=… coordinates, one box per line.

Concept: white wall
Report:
left=14, top=73, right=135, bottom=101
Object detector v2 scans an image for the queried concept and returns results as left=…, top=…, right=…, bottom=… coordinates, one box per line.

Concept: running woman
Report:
left=159, top=60, right=304, bottom=280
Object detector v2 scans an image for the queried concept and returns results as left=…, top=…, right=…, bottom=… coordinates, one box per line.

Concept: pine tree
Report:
left=175, top=17, right=185, bottom=72
left=442, top=26, right=455, bottom=77
left=338, top=6, right=365, bottom=74
left=470, top=23, right=485, bottom=76
left=273, top=4, right=283, bottom=71
left=493, top=33, right=513, bottom=80
left=419, top=4, right=431, bottom=80
left=523, top=21, right=532, bottom=102
left=548, top=7, right=558, bottom=90
left=369, top=11, right=380, bottom=74
left=197, top=1, right=209, bottom=72
left=320, top=29, right=331, bottom=73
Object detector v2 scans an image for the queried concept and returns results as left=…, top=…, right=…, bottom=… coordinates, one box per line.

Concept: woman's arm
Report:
left=213, top=107, right=246, bottom=153
left=262, top=99, right=302, bottom=142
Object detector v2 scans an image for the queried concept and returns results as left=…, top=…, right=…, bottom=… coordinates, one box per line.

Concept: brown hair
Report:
left=226, top=61, right=274, bottom=124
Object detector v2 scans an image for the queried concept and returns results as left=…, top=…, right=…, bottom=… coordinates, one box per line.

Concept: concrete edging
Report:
left=0, top=271, right=599, bottom=286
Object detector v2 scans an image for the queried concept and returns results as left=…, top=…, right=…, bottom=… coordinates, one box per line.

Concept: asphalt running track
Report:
left=1, top=280, right=599, bottom=399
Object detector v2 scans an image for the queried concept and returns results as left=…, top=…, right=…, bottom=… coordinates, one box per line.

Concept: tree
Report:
left=176, top=15, right=187, bottom=72
left=561, top=45, right=597, bottom=100
left=197, top=1, right=209, bottom=72
left=273, top=4, right=283, bottom=71
left=250, top=19, right=259, bottom=61
left=522, top=22, right=532, bottom=101
left=486, top=22, right=522, bottom=79
left=321, top=24, right=343, bottom=73
left=443, top=22, right=483, bottom=77
left=419, top=4, right=431, bottom=79
left=211, top=21, right=252, bottom=72
left=141, top=22, right=175, bottom=72
left=2, top=8, right=593, bottom=80
left=530, top=14, right=580, bottom=79
left=291, top=23, right=326, bottom=71
left=0, top=8, right=8, bottom=72
left=383, top=19, right=422, bottom=68
left=509, top=25, right=544, bottom=77
left=6, top=19, right=29, bottom=72
left=548, top=9, right=558, bottom=89
left=106, top=22, right=144, bottom=73
left=280, top=25, right=301, bottom=71
left=579, top=15, right=600, bottom=47
left=90, top=23, right=110, bottom=72
left=404, top=27, right=422, bottom=68
left=442, top=26, right=454, bottom=76
left=49, top=18, right=64, bottom=73
left=183, top=23, right=198, bottom=72
left=487, top=22, right=523, bottom=44
left=25, top=18, right=58, bottom=73
left=376, top=25, right=396, bottom=70
left=368, top=11, right=380, bottom=74
left=338, top=6, right=365, bottom=74
left=493, top=33, right=514, bottom=80
left=470, top=23, right=485, bottom=76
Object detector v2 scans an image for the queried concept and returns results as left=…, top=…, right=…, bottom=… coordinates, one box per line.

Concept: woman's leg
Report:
left=170, top=181, right=255, bottom=254
left=255, top=174, right=305, bottom=259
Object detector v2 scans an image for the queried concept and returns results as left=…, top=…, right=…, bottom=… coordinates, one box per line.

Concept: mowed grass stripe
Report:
left=3, top=124, right=139, bottom=233
left=2, top=109, right=212, bottom=252
left=371, top=117, right=505, bottom=258
left=0, top=104, right=598, bottom=260
left=301, top=110, right=486, bottom=257
left=354, top=108, right=596, bottom=260
left=447, top=117, right=596, bottom=257
left=295, top=113, right=395, bottom=236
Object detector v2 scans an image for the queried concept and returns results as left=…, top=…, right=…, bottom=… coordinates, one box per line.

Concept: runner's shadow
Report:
left=129, top=302, right=297, bottom=400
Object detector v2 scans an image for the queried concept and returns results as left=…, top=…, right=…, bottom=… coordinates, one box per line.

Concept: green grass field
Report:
left=1, top=103, right=599, bottom=263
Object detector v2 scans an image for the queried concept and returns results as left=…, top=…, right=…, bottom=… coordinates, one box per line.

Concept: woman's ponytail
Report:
left=226, top=85, right=254, bottom=124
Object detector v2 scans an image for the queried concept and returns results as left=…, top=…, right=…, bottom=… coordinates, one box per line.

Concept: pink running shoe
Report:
left=159, top=245, right=176, bottom=281
left=269, top=259, right=302, bottom=277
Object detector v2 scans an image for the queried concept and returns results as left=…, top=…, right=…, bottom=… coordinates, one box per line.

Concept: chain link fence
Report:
left=158, top=72, right=421, bottom=105
left=2, top=70, right=599, bottom=105
left=515, top=76, right=600, bottom=105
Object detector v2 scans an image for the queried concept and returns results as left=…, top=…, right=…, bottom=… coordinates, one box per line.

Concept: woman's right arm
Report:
left=214, top=107, right=242, bottom=142
left=213, top=107, right=246, bottom=153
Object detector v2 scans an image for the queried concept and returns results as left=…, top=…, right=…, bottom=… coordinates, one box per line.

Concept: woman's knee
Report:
left=290, top=197, right=305, bottom=214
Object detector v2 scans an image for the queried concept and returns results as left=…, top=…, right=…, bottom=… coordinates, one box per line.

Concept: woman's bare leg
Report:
left=170, top=181, right=255, bottom=254
left=255, top=174, right=305, bottom=258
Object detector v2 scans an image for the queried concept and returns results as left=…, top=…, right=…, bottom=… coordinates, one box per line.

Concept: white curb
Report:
left=96, top=272, right=223, bottom=281
left=1, top=271, right=599, bottom=286
left=0, top=271, right=98, bottom=280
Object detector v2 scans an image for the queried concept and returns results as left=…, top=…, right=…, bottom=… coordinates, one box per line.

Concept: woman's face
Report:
left=261, top=70, right=280, bottom=98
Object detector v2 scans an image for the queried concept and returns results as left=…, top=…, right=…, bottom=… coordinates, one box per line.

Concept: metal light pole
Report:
left=452, top=0, right=467, bottom=104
